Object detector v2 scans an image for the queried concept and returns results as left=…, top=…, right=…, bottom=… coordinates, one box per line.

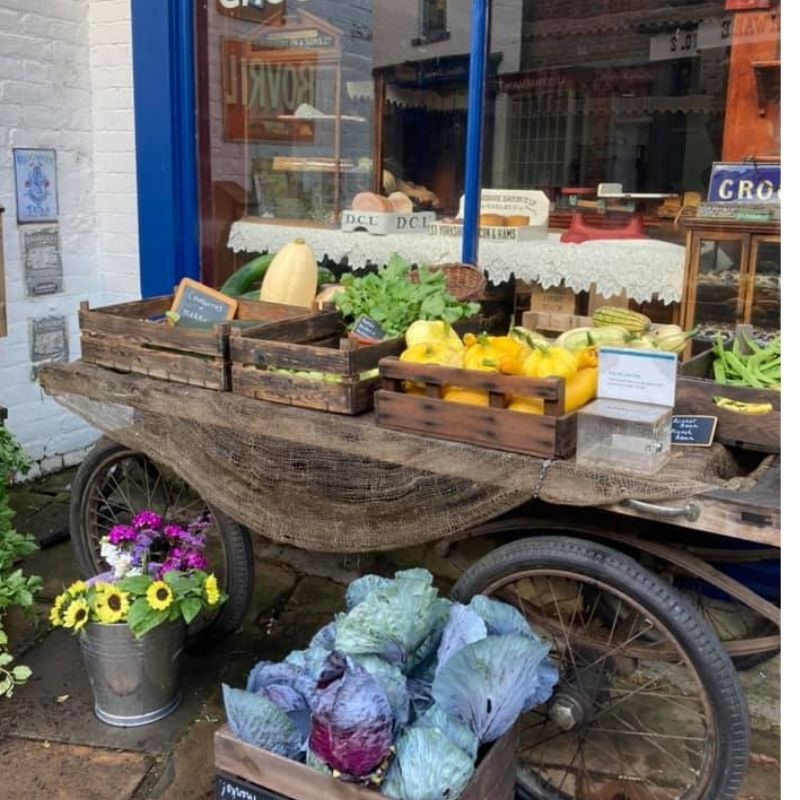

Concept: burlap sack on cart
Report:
left=51, top=388, right=751, bottom=553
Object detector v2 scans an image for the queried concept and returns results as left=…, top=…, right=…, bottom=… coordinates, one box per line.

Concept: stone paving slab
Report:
left=0, top=737, right=151, bottom=800
left=0, top=628, right=248, bottom=755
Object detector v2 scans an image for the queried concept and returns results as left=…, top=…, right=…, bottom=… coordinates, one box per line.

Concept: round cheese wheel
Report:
left=387, top=191, right=414, bottom=214
left=352, top=192, right=393, bottom=213
left=505, top=215, right=530, bottom=227
left=479, top=213, right=505, bottom=227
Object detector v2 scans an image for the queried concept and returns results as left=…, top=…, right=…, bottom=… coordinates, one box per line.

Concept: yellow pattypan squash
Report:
left=405, top=320, right=465, bottom=352
left=463, top=333, right=523, bottom=374
left=443, top=386, right=489, bottom=406
left=400, top=342, right=463, bottom=368
left=522, top=345, right=578, bottom=380
left=575, top=346, right=598, bottom=370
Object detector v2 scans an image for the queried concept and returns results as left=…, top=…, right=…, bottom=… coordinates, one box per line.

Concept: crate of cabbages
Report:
left=215, top=568, right=558, bottom=800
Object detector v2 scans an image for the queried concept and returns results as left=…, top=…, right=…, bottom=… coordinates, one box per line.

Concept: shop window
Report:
left=414, top=0, right=449, bottom=46
left=197, top=0, right=471, bottom=288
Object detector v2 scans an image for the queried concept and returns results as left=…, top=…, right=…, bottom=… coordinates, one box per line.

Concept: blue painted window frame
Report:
left=132, top=0, right=488, bottom=297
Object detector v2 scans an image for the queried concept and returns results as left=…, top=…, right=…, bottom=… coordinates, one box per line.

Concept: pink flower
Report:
left=132, top=510, right=163, bottom=530
left=163, top=524, right=185, bottom=541
left=184, top=552, right=209, bottom=571
left=107, top=525, right=137, bottom=545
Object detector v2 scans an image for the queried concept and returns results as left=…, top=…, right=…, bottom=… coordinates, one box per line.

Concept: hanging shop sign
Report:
left=217, top=0, right=312, bottom=23
left=707, top=162, right=780, bottom=204
left=649, top=17, right=733, bottom=62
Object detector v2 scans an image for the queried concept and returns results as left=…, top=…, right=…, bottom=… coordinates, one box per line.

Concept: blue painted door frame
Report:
left=131, top=0, right=199, bottom=298
left=131, top=0, right=489, bottom=296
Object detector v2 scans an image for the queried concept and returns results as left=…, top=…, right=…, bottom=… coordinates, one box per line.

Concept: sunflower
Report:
left=146, top=581, right=173, bottom=612
left=204, top=575, right=220, bottom=606
left=49, top=592, right=69, bottom=627
left=63, top=598, right=90, bottom=632
left=67, top=580, right=87, bottom=598
left=95, top=586, right=130, bottom=624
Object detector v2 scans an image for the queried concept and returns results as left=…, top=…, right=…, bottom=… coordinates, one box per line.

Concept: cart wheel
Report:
left=69, top=437, right=253, bottom=651
left=452, top=536, right=750, bottom=800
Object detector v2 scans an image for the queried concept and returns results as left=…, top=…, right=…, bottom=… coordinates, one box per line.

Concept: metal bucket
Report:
left=79, top=619, right=185, bottom=727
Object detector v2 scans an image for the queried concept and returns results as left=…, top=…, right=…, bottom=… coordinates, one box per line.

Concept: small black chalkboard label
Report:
left=351, top=315, right=386, bottom=343
left=671, top=415, right=718, bottom=447
left=216, top=772, right=287, bottom=800
left=170, top=278, right=238, bottom=327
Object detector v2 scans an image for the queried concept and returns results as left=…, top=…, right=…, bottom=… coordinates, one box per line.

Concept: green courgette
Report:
left=220, top=254, right=274, bottom=297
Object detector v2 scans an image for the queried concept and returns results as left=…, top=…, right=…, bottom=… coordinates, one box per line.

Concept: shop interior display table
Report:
left=228, top=218, right=686, bottom=305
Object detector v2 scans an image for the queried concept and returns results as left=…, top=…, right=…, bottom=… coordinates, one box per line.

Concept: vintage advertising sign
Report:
left=707, top=162, right=780, bottom=204
left=21, top=226, right=63, bottom=296
left=13, top=148, right=58, bottom=224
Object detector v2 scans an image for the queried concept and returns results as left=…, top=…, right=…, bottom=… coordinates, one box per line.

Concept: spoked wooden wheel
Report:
left=453, top=537, right=750, bottom=800
left=69, top=437, right=253, bottom=649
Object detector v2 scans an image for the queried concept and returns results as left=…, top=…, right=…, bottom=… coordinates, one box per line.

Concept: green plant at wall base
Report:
left=0, top=427, right=41, bottom=697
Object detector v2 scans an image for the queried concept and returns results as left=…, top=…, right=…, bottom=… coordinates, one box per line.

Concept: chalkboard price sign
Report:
left=216, top=772, right=287, bottom=800
left=671, top=415, right=718, bottom=447
left=170, top=278, right=238, bottom=327
left=351, top=315, right=386, bottom=344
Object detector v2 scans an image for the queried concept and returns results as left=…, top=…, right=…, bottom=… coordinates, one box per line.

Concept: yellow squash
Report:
left=522, top=346, right=578, bottom=380
left=508, top=367, right=598, bottom=414
left=463, top=334, right=523, bottom=374
left=405, top=320, right=464, bottom=352
left=400, top=342, right=463, bottom=368
left=443, top=386, right=489, bottom=406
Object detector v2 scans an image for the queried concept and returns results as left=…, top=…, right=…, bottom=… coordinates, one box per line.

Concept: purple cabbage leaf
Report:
left=308, top=653, right=393, bottom=777
left=416, top=703, right=480, bottom=762
left=435, top=603, right=487, bottom=678
left=350, top=653, right=411, bottom=730
left=468, top=594, right=535, bottom=639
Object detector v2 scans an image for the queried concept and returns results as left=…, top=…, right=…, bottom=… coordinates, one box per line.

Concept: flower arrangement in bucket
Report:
left=50, top=510, right=226, bottom=727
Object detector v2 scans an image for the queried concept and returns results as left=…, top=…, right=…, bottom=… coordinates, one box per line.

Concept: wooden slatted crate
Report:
left=79, top=295, right=317, bottom=391
left=231, top=318, right=484, bottom=415
left=375, top=358, right=577, bottom=458
left=214, top=724, right=517, bottom=800
left=677, top=346, right=780, bottom=453
left=229, top=313, right=407, bottom=415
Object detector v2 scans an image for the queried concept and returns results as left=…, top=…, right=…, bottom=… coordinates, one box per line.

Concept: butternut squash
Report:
left=259, top=238, right=318, bottom=308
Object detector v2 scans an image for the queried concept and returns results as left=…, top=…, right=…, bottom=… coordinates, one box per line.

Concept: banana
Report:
left=712, top=396, right=773, bottom=415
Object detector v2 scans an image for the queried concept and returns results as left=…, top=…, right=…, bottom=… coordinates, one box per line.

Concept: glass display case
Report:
left=680, top=217, right=780, bottom=354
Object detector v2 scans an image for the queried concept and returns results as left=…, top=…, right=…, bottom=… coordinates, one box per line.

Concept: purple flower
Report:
left=184, top=552, right=209, bottom=571
left=163, top=524, right=186, bottom=541
left=132, top=510, right=163, bottom=530
left=107, top=525, right=138, bottom=545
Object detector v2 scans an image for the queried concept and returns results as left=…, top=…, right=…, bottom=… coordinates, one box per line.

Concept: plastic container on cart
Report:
left=576, top=398, right=672, bottom=475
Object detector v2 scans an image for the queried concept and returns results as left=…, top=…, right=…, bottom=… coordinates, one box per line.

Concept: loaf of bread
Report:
left=387, top=191, right=414, bottom=213
left=479, top=213, right=505, bottom=227
left=505, top=215, right=529, bottom=227
left=351, top=192, right=393, bottom=213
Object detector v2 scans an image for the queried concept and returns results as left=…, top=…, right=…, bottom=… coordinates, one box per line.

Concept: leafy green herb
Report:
left=334, top=254, right=480, bottom=338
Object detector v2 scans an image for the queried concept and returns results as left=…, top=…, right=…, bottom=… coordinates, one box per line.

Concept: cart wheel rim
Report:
left=483, top=569, right=718, bottom=800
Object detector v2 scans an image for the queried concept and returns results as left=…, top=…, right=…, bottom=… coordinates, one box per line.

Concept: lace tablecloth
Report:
left=228, top=220, right=686, bottom=304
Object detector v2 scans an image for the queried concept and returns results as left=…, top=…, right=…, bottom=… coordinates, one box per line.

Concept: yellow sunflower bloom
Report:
left=49, top=592, right=69, bottom=627
left=67, top=580, right=87, bottom=598
left=63, top=599, right=90, bottom=632
left=95, top=586, right=130, bottom=624
left=204, top=575, right=220, bottom=606
left=146, top=581, right=173, bottom=612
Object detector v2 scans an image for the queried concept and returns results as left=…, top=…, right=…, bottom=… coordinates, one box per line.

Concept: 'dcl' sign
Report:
left=708, top=162, right=780, bottom=204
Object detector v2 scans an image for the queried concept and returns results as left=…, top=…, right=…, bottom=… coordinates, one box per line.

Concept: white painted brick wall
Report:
left=0, top=0, right=140, bottom=476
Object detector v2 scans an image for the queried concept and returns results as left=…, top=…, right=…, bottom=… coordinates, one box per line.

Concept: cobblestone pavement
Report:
left=0, top=469, right=780, bottom=799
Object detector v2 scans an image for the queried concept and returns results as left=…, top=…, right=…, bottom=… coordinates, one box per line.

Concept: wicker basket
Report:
left=408, top=262, right=486, bottom=302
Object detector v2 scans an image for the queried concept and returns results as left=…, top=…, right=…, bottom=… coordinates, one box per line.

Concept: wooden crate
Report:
left=214, top=724, right=517, bottom=800
left=521, top=310, right=592, bottom=337
left=231, top=318, right=484, bottom=415
left=677, top=348, right=780, bottom=453
left=375, top=359, right=576, bottom=458
left=79, top=295, right=317, bottom=391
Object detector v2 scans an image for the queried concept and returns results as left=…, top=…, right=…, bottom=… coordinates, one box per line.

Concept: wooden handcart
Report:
left=38, top=360, right=779, bottom=800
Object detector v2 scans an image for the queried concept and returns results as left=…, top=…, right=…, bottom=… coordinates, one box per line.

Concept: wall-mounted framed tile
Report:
left=13, top=148, right=59, bottom=224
